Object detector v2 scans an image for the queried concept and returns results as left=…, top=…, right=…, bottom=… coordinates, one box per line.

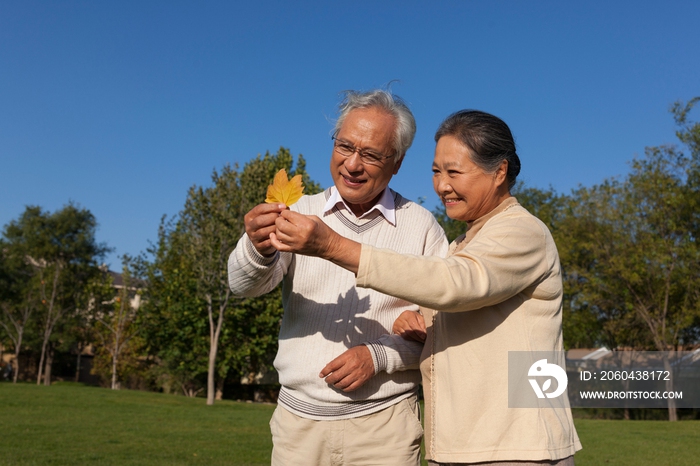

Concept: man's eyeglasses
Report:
left=331, top=136, right=395, bottom=166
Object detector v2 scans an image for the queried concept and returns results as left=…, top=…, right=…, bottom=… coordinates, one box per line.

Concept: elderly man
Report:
left=228, top=89, right=447, bottom=465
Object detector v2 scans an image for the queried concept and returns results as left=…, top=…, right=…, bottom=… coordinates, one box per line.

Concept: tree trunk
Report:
left=111, top=331, right=119, bottom=390
left=37, top=337, right=48, bottom=385
left=663, top=355, right=678, bottom=421
left=207, top=341, right=217, bottom=405
left=12, top=335, right=22, bottom=384
left=182, top=385, right=200, bottom=397
left=37, top=269, right=60, bottom=385
left=0, top=309, right=26, bottom=384
left=111, top=355, right=118, bottom=389
left=215, top=375, right=225, bottom=400
left=206, top=293, right=225, bottom=406
left=43, top=346, right=54, bottom=386
left=75, top=351, right=82, bottom=383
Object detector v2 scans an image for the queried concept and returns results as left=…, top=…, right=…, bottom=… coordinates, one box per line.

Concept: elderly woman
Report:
left=271, top=110, right=582, bottom=465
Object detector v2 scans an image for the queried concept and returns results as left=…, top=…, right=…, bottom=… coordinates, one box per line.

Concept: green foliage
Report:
left=91, top=257, right=148, bottom=389
left=227, top=289, right=284, bottom=380
left=3, top=204, right=109, bottom=267
left=513, top=182, right=567, bottom=230
left=672, top=97, right=700, bottom=161
left=0, top=203, right=110, bottom=383
left=431, top=204, right=465, bottom=243
left=555, top=101, right=700, bottom=354
left=0, top=239, right=38, bottom=365
left=139, top=217, right=217, bottom=396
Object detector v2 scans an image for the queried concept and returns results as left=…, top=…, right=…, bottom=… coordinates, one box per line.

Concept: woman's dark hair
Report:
left=434, top=110, right=521, bottom=190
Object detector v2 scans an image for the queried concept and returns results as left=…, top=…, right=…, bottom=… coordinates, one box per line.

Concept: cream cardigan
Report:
left=357, top=197, right=582, bottom=463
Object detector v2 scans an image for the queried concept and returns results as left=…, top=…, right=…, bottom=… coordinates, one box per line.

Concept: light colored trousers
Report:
left=270, top=395, right=422, bottom=466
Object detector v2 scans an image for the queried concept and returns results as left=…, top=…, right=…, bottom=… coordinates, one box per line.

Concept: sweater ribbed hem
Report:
left=277, top=386, right=418, bottom=421
left=364, top=340, right=387, bottom=373
left=245, top=238, right=278, bottom=266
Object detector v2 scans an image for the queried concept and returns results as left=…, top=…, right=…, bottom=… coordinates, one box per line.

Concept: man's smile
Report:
left=341, top=174, right=367, bottom=186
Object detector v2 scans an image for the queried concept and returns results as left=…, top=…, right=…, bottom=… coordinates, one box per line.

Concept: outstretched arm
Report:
left=271, top=209, right=362, bottom=274
left=228, top=203, right=290, bottom=297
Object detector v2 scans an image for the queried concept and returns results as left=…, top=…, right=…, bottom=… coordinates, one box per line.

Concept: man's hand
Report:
left=244, top=203, right=287, bottom=256
left=392, top=310, right=427, bottom=343
left=319, top=345, right=375, bottom=392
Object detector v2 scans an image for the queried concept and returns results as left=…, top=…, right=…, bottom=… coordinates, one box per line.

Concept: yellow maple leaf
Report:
left=265, top=169, right=304, bottom=206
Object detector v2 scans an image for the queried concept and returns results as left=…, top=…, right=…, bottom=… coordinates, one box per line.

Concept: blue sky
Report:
left=2, top=1, right=699, bottom=268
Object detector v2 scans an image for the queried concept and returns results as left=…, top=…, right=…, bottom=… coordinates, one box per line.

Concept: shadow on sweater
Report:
left=277, top=286, right=420, bottom=400
left=279, top=286, right=390, bottom=347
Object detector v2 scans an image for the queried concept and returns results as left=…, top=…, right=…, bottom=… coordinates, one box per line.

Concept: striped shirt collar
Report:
left=323, top=186, right=396, bottom=226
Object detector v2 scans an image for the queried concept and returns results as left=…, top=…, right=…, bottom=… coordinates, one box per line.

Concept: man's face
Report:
left=330, top=107, right=402, bottom=217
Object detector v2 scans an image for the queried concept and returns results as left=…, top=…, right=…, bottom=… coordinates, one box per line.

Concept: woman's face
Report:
left=432, top=135, right=508, bottom=222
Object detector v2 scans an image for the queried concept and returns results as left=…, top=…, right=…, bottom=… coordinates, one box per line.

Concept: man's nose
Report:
left=344, top=152, right=364, bottom=172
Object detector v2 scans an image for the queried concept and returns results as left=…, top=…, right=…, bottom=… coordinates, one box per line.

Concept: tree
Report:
left=92, top=257, right=143, bottom=389
left=672, top=97, right=700, bottom=164
left=556, top=181, right=653, bottom=349
left=179, top=165, right=242, bottom=404
left=141, top=148, right=321, bottom=403
left=0, top=240, right=38, bottom=382
left=672, top=97, right=700, bottom=356
left=555, top=100, right=700, bottom=420
left=1, top=204, right=109, bottom=385
left=139, top=224, right=208, bottom=396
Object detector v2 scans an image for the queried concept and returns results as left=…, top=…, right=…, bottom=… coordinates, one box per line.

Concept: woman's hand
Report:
left=270, top=210, right=334, bottom=257
left=392, top=310, right=427, bottom=343
left=271, top=210, right=362, bottom=274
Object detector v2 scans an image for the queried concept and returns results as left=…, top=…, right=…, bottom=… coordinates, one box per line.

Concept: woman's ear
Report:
left=494, top=160, right=508, bottom=187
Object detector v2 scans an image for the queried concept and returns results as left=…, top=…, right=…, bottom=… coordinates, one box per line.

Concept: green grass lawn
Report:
left=0, top=382, right=274, bottom=465
left=1, top=382, right=698, bottom=465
